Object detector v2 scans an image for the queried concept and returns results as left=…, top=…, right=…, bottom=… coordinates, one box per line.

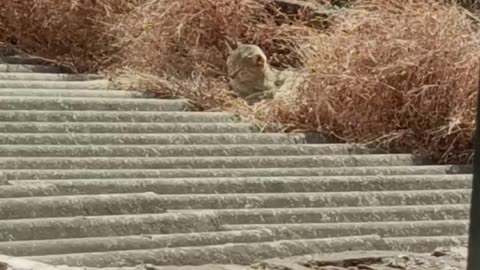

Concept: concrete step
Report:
left=114, top=189, right=471, bottom=209
left=3, top=175, right=473, bottom=197
left=0, top=80, right=109, bottom=89
left=0, top=64, right=64, bottom=73
left=0, top=122, right=257, bottom=133
left=0, top=97, right=189, bottom=111
left=0, top=155, right=418, bottom=170
left=0, top=212, right=220, bottom=241
left=24, top=235, right=384, bottom=267
left=0, top=88, right=149, bottom=98
left=384, top=235, right=468, bottom=253
left=0, top=193, right=166, bottom=219
left=0, top=229, right=278, bottom=256
left=0, top=56, right=61, bottom=66
left=0, top=72, right=102, bottom=81
left=191, top=204, right=470, bottom=224
left=0, top=220, right=468, bottom=257
left=0, top=110, right=239, bottom=122
left=0, top=144, right=376, bottom=157
left=0, top=133, right=324, bottom=145
left=222, top=220, right=469, bottom=239
left=1, top=165, right=469, bottom=180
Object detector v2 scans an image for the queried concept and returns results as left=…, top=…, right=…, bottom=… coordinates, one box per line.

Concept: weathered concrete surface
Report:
left=1, top=166, right=470, bottom=180
left=2, top=175, right=473, bottom=197
left=0, top=192, right=166, bottom=219
left=223, top=220, right=469, bottom=239
left=0, top=212, right=220, bottom=241
left=0, top=72, right=101, bottom=81
left=0, top=80, right=109, bottom=89
left=0, top=97, right=188, bottom=111
left=0, top=144, right=377, bottom=157
left=0, top=122, right=257, bottom=133
left=0, top=133, right=324, bottom=145
left=0, top=110, right=239, bottom=122
left=115, top=190, right=471, bottom=209
left=26, top=235, right=385, bottom=267
left=198, top=204, right=470, bottom=224
left=0, top=64, right=63, bottom=73
left=0, top=246, right=468, bottom=269
left=0, top=229, right=276, bottom=256
left=0, top=88, right=148, bottom=98
left=0, top=155, right=418, bottom=169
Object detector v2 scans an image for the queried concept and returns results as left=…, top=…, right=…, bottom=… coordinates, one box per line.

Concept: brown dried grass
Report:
left=1, top=0, right=479, bottom=164
left=259, top=0, right=480, bottom=163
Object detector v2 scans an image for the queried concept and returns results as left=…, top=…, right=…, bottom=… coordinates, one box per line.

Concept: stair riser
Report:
left=0, top=193, right=166, bottom=219
left=0, top=111, right=238, bottom=122
left=0, top=222, right=468, bottom=256
left=0, top=73, right=101, bottom=81
left=0, top=65, right=63, bottom=73
left=0, top=191, right=470, bottom=218
left=129, top=191, right=471, bottom=209
left=1, top=166, right=470, bottom=180
left=0, top=145, right=375, bottom=157
left=0, top=213, right=220, bottom=241
left=0, top=229, right=275, bottom=256
left=25, top=235, right=384, bottom=267
left=0, top=89, right=146, bottom=98
left=3, top=177, right=473, bottom=197
left=0, top=123, right=257, bottom=133
left=223, top=220, right=469, bottom=239
left=0, top=80, right=109, bottom=89
left=385, top=236, right=468, bottom=253
left=0, top=155, right=417, bottom=170
left=0, top=134, right=321, bottom=145
left=0, top=98, right=188, bottom=111
left=207, top=205, right=470, bottom=224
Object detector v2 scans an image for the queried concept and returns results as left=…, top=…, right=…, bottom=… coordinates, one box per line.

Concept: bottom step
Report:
left=25, top=235, right=383, bottom=267
left=24, top=234, right=467, bottom=267
left=385, top=235, right=468, bottom=253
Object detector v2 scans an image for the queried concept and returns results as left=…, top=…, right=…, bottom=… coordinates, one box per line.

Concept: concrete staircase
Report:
left=0, top=59, right=472, bottom=268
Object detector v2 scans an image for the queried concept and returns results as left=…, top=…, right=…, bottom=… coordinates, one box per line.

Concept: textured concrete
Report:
left=0, top=155, right=418, bottom=169
left=0, top=79, right=109, bottom=89
left=0, top=72, right=101, bottom=81
left=26, top=235, right=385, bottom=267
left=224, top=220, right=469, bottom=241
left=0, top=88, right=149, bottom=98
left=0, top=229, right=276, bottom=256
left=1, top=165, right=470, bottom=180
left=0, top=122, right=257, bottom=133
left=0, top=192, right=166, bottom=219
left=3, top=175, right=473, bottom=197
left=187, top=204, right=470, bottom=224
left=0, top=65, right=471, bottom=267
left=0, top=110, right=239, bottom=122
left=0, top=133, right=325, bottom=145
left=0, top=96, right=189, bottom=111
left=0, top=212, right=220, bottom=241
left=0, top=144, right=377, bottom=157
left=0, top=64, right=63, bottom=73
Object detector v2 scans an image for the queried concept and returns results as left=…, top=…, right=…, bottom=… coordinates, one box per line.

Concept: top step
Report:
left=0, top=80, right=110, bottom=90
left=0, top=64, right=67, bottom=74
left=0, top=72, right=102, bottom=81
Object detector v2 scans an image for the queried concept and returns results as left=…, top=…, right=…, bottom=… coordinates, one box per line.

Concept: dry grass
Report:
left=1, top=0, right=479, bottom=164
left=261, top=0, right=480, bottom=163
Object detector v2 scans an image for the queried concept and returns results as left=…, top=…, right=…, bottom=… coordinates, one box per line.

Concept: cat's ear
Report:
left=225, top=37, right=239, bottom=52
left=225, top=36, right=247, bottom=52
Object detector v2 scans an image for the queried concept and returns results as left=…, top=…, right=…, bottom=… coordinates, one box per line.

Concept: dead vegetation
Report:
left=1, top=0, right=479, bottom=164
